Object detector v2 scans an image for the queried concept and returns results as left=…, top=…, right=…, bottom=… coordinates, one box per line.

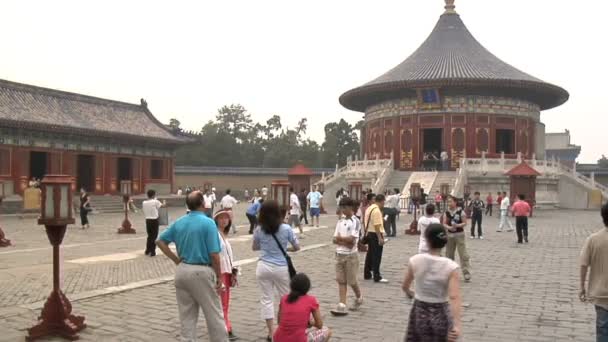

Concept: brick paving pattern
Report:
left=0, top=206, right=601, bottom=341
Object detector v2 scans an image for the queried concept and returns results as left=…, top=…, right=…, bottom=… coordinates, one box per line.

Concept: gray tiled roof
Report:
left=0, top=79, right=185, bottom=144
left=340, top=12, right=569, bottom=112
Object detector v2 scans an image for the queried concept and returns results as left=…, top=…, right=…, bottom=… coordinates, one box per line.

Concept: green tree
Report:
left=322, top=119, right=360, bottom=167
left=599, top=155, right=608, bottom=168
left=215, top=104, right=253, bottom=143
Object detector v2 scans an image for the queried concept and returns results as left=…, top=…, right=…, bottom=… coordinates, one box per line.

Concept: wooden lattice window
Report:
left=0, top=148, right=10, bottom=176
left=452, top=128, right=465, bottom=151
left=150, top=159, right=166, bottom=179
left=476, top=129, right=489, bottom=152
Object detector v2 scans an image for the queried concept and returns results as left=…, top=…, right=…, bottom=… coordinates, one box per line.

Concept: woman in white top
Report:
left=417, top=203, right=441, bottom=254
left=402, top=223, right=462, bottom=342
left=214, top=210, right=239, bottom=341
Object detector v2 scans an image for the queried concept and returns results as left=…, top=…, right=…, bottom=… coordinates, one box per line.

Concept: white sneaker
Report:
left=470, top=236, right=475, bottom=239
left=330, top=303, right=348, bottom=316
left=479, top=236, right=484, bottom=240
left=349, top=297, right=363, bottom=311
left=376, top=278, right=389, bottom=283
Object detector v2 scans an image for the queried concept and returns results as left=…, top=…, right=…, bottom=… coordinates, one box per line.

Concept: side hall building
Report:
left=0, top=79, right=187, bottom=197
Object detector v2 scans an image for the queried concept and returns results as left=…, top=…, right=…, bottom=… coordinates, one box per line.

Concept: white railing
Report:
left=372, top=159, right=394, bottom=193
left=317, top=156, right=393, bottom=188
left=451, top=161, right=467, bottom=197
left=461, top=156, right=608, bottom=199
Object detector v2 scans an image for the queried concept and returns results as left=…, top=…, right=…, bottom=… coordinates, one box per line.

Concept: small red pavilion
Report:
left=505, top=162, right=541, bottom=212
left=288, top=163, right=313, bottom=193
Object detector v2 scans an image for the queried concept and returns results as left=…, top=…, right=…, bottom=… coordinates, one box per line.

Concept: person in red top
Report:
left=485, top=193, right=494, bottom=216
left=496, top=192, right=503, bottom=219
left=511, top=194, right=532, bottom=244
left=274, top=273, right=332, bottom=342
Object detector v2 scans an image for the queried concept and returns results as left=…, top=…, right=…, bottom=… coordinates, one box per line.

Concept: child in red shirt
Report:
left=511, top=194, right=532, bottom=244
left=274, top=273, right=332, bottom=342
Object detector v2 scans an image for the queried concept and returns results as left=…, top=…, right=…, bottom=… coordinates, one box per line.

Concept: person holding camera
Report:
left=214, top=210, right=240, bottom=341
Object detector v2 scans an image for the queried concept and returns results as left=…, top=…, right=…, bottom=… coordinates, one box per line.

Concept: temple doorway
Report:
left=76, top=155, right=95, bottom=192
left=421, top=129, right=442, bottom=170
left=496, top=129, right=515, bottom=154
left=422, top=129, right=442, bottom=155
left=29, top=151, right=47, bottom=180
left=117, top=157, right=132, bottom=182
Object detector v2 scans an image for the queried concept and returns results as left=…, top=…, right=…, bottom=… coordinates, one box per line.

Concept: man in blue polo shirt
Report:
left=156, top=191, right=228, bottom=342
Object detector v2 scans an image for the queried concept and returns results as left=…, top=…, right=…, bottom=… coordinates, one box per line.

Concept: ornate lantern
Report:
left=406, top=183, right=422, bottom=235
left=0, top=196, right=12, bottom=247
left=463, top=184, right=471, bottom=200
left=410, top=183, right=421, bottom=202
left=117, top=194, right=136, bottom=234
left=440, top=183, right=450, bottom=212
left=27, top=175, right=86, bottom=341
left=38, top=175, right=75, bottom=226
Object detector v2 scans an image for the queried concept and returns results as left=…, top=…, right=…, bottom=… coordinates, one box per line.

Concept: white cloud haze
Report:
left=1, top=0, right=605, bottom=162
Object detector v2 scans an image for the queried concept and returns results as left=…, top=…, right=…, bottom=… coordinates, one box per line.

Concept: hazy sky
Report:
left=1, top=0, right=606, bottom=162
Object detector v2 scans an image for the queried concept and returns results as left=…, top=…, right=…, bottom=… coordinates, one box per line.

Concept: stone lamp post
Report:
left=26, top=175, right=86, bottom=341
left=406, top=183, right=421, bottom=235
left=117, top=194, right=136, bottom=234
left=440, top=183, right=450, bottom=213
left=0, top=196, right=12, bottom=247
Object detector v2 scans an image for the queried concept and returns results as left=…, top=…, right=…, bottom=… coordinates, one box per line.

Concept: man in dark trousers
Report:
left=298, top=188, right=309, bottom=225
left=469, top=191, right=485, bottom=239
left=363, top=194, right=388, bottom=283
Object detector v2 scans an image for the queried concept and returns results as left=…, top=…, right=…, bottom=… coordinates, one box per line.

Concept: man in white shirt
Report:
left=307, top=186, right=323, bottom=227
left=497, top=191, right=514, bottom=232
left=331, top=197, right=363, bottom=316
left=418, top=203, right=441, bottom=253
left=176, top=187, right=183, bottom=196
left=440, top=150, right=449, bottom=170
left=261, top=185, right=268, bottom=199
left=287, top=187, right=304, bottom=235
left=384, top=189, right=400, bottom=237
left=210, top=187, right=217, bottom=212
left=142, top=189, right=166, bottom=256
left=220, top=189, right=239, bottom=234
left=203, top=189, right=214, bottom=217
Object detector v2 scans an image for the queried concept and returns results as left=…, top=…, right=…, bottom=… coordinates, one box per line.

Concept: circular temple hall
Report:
left=340, top=0, right=569, bottom=171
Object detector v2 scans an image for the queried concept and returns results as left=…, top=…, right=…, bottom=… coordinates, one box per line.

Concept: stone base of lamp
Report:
left=117, top=219, right=136, bottom=234
left=26, top=289, right=86, bottom=341
left=320, top=203, right=327, bottom=214
left=405, top=220, right=420, bottom=235
left=0, top=226, right=11, bottom=247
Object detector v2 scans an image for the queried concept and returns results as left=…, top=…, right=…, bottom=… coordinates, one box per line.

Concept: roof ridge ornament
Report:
left=444, top=0, right=457, bottom=14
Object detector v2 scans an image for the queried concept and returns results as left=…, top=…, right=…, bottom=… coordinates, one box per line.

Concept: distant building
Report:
left=339, top=0, right=569, bottom=170
left=0, top=79, right=187, bottom=197
left=545, top=130, right=581, bottom=168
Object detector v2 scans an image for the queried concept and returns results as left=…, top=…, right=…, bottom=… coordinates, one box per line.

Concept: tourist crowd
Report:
left=144, top=184, right=606, bottom=342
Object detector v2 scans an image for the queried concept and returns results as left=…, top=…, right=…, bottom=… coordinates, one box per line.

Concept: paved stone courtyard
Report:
left=0, top=204, right=601, bottom=341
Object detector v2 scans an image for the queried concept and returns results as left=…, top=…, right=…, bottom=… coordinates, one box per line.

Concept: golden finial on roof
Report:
left=444, top=0, right=456, bottom=14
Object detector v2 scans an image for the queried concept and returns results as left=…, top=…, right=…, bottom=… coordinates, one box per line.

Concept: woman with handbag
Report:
left=252, top=200, right=301, bottom=342
left=214, top=210, right=239, bottom=341
left=79, top=188, right=91, bottom=229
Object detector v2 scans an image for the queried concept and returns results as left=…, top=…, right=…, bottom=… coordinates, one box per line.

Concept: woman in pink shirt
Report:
left=274, top=273, right=332, bottom=342
left=511, top=194, right=531, bottom=244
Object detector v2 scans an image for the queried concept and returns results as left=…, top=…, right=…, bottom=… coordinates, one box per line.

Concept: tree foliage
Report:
left=174, top=104, right=360, bottom=168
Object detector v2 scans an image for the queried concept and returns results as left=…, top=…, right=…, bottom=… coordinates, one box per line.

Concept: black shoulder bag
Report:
left=359, top=207, right=376, bottom=246
left=271, top=233, right=297, bottom=279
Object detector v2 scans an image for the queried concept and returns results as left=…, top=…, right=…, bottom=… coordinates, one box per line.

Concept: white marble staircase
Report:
left=385, top=171, right=411, bottom=193
left=403, top=172, right=438, bottom=195
left=430, top=171, right=458, bottom=195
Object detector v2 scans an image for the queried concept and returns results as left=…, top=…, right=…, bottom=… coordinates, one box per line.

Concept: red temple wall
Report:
left=364, top=113, right=536, bottom=170
left=0, top=145, right=173, bottom=195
